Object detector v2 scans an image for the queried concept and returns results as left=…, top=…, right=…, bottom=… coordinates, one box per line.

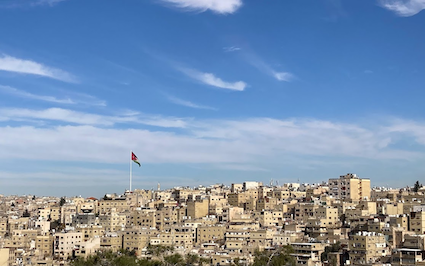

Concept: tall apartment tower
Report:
left=328, top=173, right=371, bottom=201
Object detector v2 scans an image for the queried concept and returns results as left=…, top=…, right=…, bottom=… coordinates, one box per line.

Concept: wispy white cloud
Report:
left=379, top=0, right=425, bottom=16
left=166, top=94, right=217, bottom=110
left=387, top=118, right=425, bottom=145
left=223, top=46, right=241, bottom=52
left=274, top=72, right=294, bottom=82
left=0, top=0, right=66, bottom=8
left=0, top=107, right=187, bottom=128
left=0, top=85, right=73, bottom=104
left=181, top=68, right=247, bottom=91
left=32, top=0, right=66, bottom=6
left=244, top=53, right=294, bottom=82
left=1, top=110, right=425, bottom=167
left=0, top=54, right=76, bottom=83
left=159, top=0, right=243, bottom=14
left=0, top=85, right=106, bottom=106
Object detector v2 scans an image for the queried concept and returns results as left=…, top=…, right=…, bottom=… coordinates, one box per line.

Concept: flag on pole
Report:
left=132, top=152, right=141, bottom=167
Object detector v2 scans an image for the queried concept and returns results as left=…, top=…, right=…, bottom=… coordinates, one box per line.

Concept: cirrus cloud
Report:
left=0, top=54, right=76, bottom=83
left=159, top=0, right=243, bottom=14
left=181, top=68, right=247, bottom=91
left=379, top=0, right=425, bottom=16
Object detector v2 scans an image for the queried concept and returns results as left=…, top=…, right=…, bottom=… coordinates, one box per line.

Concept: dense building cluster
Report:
left=0, top=173, right=425, bottom=266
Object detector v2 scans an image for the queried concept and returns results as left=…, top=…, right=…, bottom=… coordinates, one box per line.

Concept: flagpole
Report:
left=130, top=150, right=132, bottom=192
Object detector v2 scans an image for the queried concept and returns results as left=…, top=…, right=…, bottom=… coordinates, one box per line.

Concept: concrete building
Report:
left=410, top=211, right=425, bottom=235
left=0, top=248, right=10, bottom=266
left=196, top=224, right=226, bottom=244
left=187, top=199, right=208, bottom=219
left=349, top=231, right=387, bottom=265
left=290, top=243, right=326, bottom=266
left=74, top=237, right=101, bottom=258
left=36, top=235, right=54, bottom=258
left=54, top=232, right=83, bottom=260
left=98, top=211, right=126, bottom=232
left=100, top=232, right=123, bottom=252
left=328, top=173, right=371, bottom=201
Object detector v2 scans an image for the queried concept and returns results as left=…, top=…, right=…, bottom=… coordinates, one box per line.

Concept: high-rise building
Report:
left=329, top=173, right=371, bottom=201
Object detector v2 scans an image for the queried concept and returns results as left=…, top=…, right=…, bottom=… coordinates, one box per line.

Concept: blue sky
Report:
left=0, top=0, right=424, bottom=197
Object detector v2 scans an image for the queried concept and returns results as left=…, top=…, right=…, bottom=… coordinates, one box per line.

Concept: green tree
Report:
left=22, top=209, right=30, bottom=218
left=231, top=257, right=243, bottom=266
left=59, top=197, right=66, bottom=206
left=164, top=254, right=184, bottom=266
left=413, top=181, right=422, bottom=192
left=70, top=250, right=154, bottom=266
left=321, top=242, right=342, bottom=263
left=329, top=256, right=338, bottom=266
left=198, top=257, right=211, bottom=266
left=252, top=245, right=295, bottom=266
left=147, top=244, right=175, bottom=263
left=113, top=255, right=139, bottom=266
left=185, top=254, right=199, bottom=265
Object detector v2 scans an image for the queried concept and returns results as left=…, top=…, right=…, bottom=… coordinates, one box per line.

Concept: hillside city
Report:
left=0, top=173, right=424, bottom=266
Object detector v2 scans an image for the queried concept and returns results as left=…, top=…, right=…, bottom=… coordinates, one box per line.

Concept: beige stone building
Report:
left=187, top=199, right=209, bottom=219
left=100, top=232, right=123, bottom=252
left=122, top=227, right=152, bottom=255
left=0, top=248, right=10, bottom=266
left=247, top=229, right=274, bottom=252
left=290, top=243, right=326, bottom=266
left=225, top=229, right=250, bottom=254
left=228, top=190, right=259, bottom=211
left=99, top=211, right=126, bottom=232
left=294, top=203, right=320, bottom=223
left=8, top=217, right=30, bottom=231
left=77, top=199, right=98, bottom=214
left=0, top=218, right=7, bottom=237
left=208, top=195, right=228, bottom=215
left=329, top=173, right=371, bottom=201
left=60, top=204, right=77, bottom=225
left=267, top=189, right=291, bottom=200
left=377, top=201, right=404, bottom=215
left=305, top=205, right=339, bottom=238
left=272, top=231, right=302, bottom=246
left=50, top=206, right=61, bottom=221
left=98, top=199, right=130, bottom=213
left=154, top=206, right=183, bottom=230
left=349, top=231, right=387, bottom=265
left=158, top=227, right=194, bottom=249
left=410, top=211, right=425, bottom=235
left=197, top=224, right=226, bottom=244
left=38, top=207, right=51, bottom=220
left=127, top=209, right=156, bottom=228
left=256, top=197, right=278, bottom=211
left=3, top=229, right=38, bottom=251
left=36, top=235, right=54, bottom=258
left=54, top=232, right=83, bottom=260
left=253, top=210, right=283, bottom=227
left=391, top=234, right=425, bottom=265
left=74, top=237, right=101, bottom=258
left=76, top=225, right=104, bottom=242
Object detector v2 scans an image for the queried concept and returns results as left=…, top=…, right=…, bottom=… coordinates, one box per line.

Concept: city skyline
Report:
left=1, top=0, right=425, bottom=196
